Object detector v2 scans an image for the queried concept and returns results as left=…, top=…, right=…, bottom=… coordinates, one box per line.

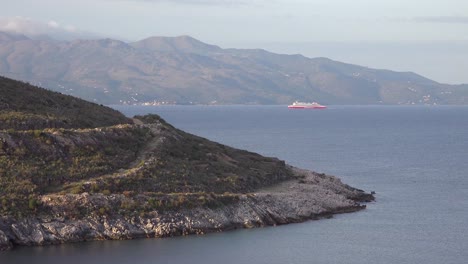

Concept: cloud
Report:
left=0, top=16, right=99, bottom=40
left=110, top=0, right=255, bottom=6
left=0, top=17, right=71, bottom=34
left=413, top=16, right=468, bottom=24
left=47, top=20, right=60, bottom=29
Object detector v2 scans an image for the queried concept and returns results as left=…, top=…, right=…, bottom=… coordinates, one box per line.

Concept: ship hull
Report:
left=288, top=105, right=327, bottom=109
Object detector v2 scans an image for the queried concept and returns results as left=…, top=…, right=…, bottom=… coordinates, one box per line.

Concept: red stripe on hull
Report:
left=288, top=106, right=327, bottom=109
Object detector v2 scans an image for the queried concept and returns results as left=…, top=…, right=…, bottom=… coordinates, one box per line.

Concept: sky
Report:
left=1, top=0, right=468, bottom=84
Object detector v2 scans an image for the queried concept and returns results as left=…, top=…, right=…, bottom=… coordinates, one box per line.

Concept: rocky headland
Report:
left=0, top=76, right=374, bottom=251
left=0, top=168, right=373, bottom=251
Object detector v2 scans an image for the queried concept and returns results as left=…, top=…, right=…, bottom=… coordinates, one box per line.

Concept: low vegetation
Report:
left=0, top=76, right=131, bottom=130
left=0, top=77, right=295, bottom=219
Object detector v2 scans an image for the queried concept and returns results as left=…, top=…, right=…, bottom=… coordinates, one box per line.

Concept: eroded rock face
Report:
left=0, top=170, right=374, bottom=250
left=0, top=229, right=12, bottom=250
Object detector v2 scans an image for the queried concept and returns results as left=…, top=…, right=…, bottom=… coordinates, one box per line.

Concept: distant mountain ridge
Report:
left=131, top=35, right=223, bottom=54
left=0, top=31, right=467, bottom=105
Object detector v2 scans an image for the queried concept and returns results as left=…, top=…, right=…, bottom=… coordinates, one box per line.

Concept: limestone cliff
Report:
left=0, top=169, right=372, bottom=250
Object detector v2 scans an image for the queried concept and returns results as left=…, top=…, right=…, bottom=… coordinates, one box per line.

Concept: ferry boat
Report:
left=288, top=101, right=327, bottom=109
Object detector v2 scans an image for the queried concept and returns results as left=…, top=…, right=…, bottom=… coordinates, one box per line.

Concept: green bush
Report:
left=28, top=197, right=38, bottom=210
left=98, top=207, right=107, bottom=215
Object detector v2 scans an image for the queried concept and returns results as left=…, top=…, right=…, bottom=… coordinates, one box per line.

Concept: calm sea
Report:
left=2, top=105, right=468, bottom=264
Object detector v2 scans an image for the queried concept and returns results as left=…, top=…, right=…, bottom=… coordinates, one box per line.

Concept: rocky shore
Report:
left=0, top=168, right=373, bottom=251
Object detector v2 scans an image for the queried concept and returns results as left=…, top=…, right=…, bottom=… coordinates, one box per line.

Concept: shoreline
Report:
left=0, top=168, right=374, bottom=251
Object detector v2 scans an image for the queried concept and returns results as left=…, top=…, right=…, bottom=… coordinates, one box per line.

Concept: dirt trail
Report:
left=127, top=122, right=162, bottom=168
left=62, top=122, right=166, bottom=189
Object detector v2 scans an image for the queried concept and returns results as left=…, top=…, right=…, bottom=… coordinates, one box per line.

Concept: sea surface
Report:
left=2, top=105, right=468, bottom=264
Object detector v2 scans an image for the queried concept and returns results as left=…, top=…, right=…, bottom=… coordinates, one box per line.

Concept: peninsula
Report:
left=0, top=76, right=374, bottom=250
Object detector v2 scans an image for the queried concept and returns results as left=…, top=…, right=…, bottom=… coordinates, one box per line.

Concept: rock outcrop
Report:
left=0, top=169, right=373, bottom=250
left=0, top=230, right=12, bottom=250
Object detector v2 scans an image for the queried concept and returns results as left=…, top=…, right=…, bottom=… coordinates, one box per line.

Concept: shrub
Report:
left=70, top=184, right=83, bottom=194
left=123, top=190, right=133, bottom=197
left=28, top=197, right=38, bottom=210
left=1, top=198, right=8, bottom=210
left=98, top=207, right=106, bottom=215
left=90, top=183, right=99, bottom=193
left=33, top=130, right=42, bottom=138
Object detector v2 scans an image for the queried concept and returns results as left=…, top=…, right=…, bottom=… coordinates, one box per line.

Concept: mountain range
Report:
left=0, top=31, right=467, bottom=105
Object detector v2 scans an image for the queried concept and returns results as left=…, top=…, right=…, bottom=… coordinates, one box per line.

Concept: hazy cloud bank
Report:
left=413, top=16, right=468, bottom=24
left=0, top=17, right=101, bottom=40
left=111, top=0, right=256, bottom=6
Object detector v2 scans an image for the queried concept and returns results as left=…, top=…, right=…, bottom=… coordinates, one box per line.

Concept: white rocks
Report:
left=0, top=169, right=373, bottom=251
left=0, top=230, right=12, bottom=250
left=10, top=222, right=45, bottom=245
